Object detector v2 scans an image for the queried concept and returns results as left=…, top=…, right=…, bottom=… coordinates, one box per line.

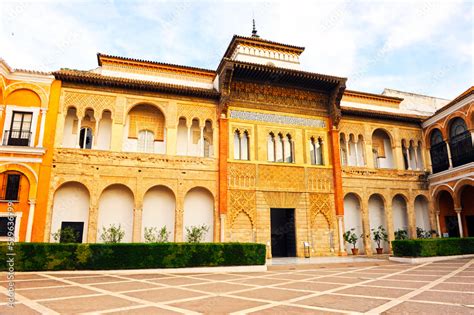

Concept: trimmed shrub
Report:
left=0, top=242, right=266, bottom=271
left=392, top=237, right=474, bottom=257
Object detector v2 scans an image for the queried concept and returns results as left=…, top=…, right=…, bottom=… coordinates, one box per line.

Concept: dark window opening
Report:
left=3, top=174, right=20, bottom=201
left=6, top=111, right=33, bottom=146
left=0, top=216, right=16, bottom=237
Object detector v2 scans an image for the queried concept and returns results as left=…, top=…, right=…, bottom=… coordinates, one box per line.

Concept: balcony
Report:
left=2, top=130, right=32, bottom=147
left=449, top=131, right=474, bottom=168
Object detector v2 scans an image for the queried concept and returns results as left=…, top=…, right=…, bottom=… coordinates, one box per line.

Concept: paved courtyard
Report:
left=1, top=258, right=473, bottom=314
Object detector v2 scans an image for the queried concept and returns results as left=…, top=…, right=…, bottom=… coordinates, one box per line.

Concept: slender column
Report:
left=445, top=141, right=453, bottom=168
left=200, top=125, right=204, bottom=157
left=76, top=118, right=82, bottom=148
left=93, top=118, right=100, bottom=148
left=361, top=199, right=372, bottom=256
left=345, top=137, right=350, bottom=166
left=436, top=211, right=442, bottom=237
left=186, top=125, right=191, bottom=156
left=455, top=208, right=464, bottom=238
left=405, top=147, right=412, bottom=170
left=25, top=199, right=36, bottom=242
left=354, top=139, right=360, bottom=166
left=37, top=108, right=47, bottom=148
left=414, top=145, right=420, bottom=170
left=337, top=215, right=345, bottom=254
left=87, top=205, right=98, bottom=243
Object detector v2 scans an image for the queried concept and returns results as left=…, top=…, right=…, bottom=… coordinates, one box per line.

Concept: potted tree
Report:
left=343, top=228, right=360, bottom=255
left=372, top=225, right=388, bottom=254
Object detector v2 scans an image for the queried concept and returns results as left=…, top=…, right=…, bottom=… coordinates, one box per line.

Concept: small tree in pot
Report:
left=372, top=225, right=388, bottom=254
left=343, top=228, right=360, bottom=255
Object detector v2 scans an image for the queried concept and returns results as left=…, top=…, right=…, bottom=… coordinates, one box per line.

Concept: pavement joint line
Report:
left=33, top=293, right=105, bottom=302
left=226, top=265, right=381, bottom=314
left=90, top=303, right=172, bottom=314
left=329, top=292, right=400, bottom=300
left=366, top=258, right=474, bottom=314
left=401, top=297, right=474, bottom=307
left=429, top=288, right=474, bottom=294
left=15, top=284, right=73, bottom=291
left=39, top=272, right=202, bottom=315
left=0, top=285, right=60, bottom=314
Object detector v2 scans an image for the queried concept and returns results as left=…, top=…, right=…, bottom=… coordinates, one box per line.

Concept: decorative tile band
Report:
left=230, top=110, right=326, bottom=128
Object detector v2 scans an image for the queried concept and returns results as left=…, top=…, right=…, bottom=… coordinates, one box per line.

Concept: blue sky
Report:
left=0, top=0, right=472, bottom=99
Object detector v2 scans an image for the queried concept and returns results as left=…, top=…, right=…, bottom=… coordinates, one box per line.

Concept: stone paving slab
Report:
left=0, top=258, right=473, bottom=314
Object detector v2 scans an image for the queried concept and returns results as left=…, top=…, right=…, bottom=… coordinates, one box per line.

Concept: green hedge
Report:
left=392, top=237, right=474, bottom=257
left=0, top=243, right=266, bottom=271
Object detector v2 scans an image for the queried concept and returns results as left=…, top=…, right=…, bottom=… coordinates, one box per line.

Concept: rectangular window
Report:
left=4, top=174, right=20, bottom=201
left=0, top=216, right=16, bottom=237
left=7, top=111, right=33, bottom=146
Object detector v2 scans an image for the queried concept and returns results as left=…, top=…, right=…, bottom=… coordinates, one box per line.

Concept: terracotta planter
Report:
left=376, top=247, right=383, bottom=254
left=351, top=248, right=359, bottom=255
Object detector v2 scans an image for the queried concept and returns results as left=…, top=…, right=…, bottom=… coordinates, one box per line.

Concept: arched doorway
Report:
left=392, top=195, right=409, bottom=237
left=343, top=193, right=364, bottom=254
left=97, top=184, right=134, bottom=243
left=460, top=185, right=474, bottom=237
left=51, top=182, right=90, bottom=243
left=368, top=194, right=388, bottom=252
left=415, top=195, right=431, bottom=233
left=183, top=187, right=214, bottom=242
left=142, top=186, right=176, bottom=242
left=438, top=190, right=458, bottom=238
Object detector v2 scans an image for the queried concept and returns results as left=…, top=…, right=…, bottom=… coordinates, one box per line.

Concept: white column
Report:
left=455, top=208, right=463, bottom=238
left=345, top=137, right=350, bottom=166
left=186, top=125, right=191, bottom=156
left=436, top=211, right=442, bottom=237
left=25, top=199, right=36, bottom=242
left=354, top=140, right=360, bottom=166
left=446, top=141, right=453, bottom=168
left=414, top=145, right=420, bottom=170
left=337, top=215, right=345, bottom=253
left=405, top=147, right=412, bottom=170
left=93, top=118, right=100, bottom=148
left=200, top=126, right=204, bottom=157
left=36, top=108, right=47, bottom=148
left=76, top=118, right=82, bottom=148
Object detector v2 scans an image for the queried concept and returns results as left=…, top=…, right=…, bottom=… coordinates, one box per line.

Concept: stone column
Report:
left=345, top=137, right=350, bottom=166
left=386, top=200, right=395, bottom=253
left=200, top=125, right=204, bottom=157
left=405, top=147, right=412, bottom=170
left=220, top=214, right=226, bottom=242
left=354, top=139, right=360, bottom=166
left=407, top=199, right=417, bottom=239
left=361, top=199, right=372, bottom=255
left=87, top=205, right=99, bottom=243
left=132, top=206, right=143, bottom=242
left=212, top=126, right=218, bottom=158
left=446, top=141, right=453, bottom=168
left=455, top=208, right=464, bottom=238
left=76, top=118, right=82, bottom=148
left=93, top=118, right=100, bottom=148
left=25, top=199, right=36, bottom=242
left=175, top=198, right=184, bottom=242
left=414, top=145, right=420, bottom=170
left=436, top=211, right=442, bottom=237
left=37, top=108, right=47, bottom=148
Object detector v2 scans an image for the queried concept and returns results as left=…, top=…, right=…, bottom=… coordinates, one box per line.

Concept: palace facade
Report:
left=0, top=31, right=472, bottom=257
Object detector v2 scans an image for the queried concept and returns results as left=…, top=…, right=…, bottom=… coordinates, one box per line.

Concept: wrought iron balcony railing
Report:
left=2, top=130, right=32, bottom=147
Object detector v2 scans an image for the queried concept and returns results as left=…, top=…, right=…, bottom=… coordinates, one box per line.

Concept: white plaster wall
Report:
left=415, top=197, right=431, bottom=231
left=97, top=114, right=112, bottom=150
left=62, top=110, right=77, bottom=148
left=183, top=188, right=214, bottom=242
left=51, top=182, right=89, bottom=243
left=234, top=132, right=240, bottom=159
left=267, top=135, right=274, bottom=161
left=348, top=142, right=357, bottom=166
left=409, top=147, right=417, bottom=170
left=343, top=194, right=365, bottom=254
left=232, top=52, right=301, bottom=70
left=378, top=139, right=394, bottom=169
left=392, top=196, right=408, bottom=233
left=142, top=186, right=176, bottom=241
left=97, top=185, right=134, bottom=243
left=368, top=195, right=388, bottom=251
left=357, top=141, right=365, bottom=166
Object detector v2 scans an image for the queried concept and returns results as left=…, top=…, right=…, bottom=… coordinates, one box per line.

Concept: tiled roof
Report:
left=53, top=69, right=220, bottom=99
left=223, top=35, right=305, bottom=59
left=434, top=86, right=474, bottom=115
left=342, top=106, right=427, bottom=123
left=97, top=53, right=215, bottom=75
